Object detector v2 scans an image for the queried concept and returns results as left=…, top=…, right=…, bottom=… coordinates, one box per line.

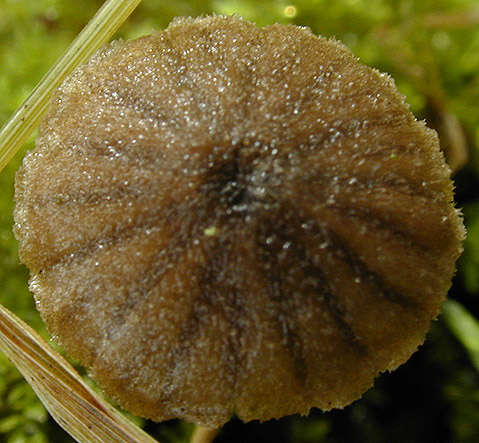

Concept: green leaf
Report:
left=442, top=299, right=479, bottom=372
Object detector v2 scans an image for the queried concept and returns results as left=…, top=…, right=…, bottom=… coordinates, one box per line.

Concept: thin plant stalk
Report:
left=0, top=0, right=142, bottom=173
left=0, top=304, right=158, bottom=443
left=190, top=425, right=219, bottom=443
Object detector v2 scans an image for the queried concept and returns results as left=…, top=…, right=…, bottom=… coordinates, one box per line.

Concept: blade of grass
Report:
left=0, top=0, right=142, bottom=173
left=442, top=299, right=479, bottom=372
left=0, top=303, right=158, bottom=443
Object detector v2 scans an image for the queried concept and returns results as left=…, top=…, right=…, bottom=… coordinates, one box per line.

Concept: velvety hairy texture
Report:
left=14, top=15, right=464, bottom=427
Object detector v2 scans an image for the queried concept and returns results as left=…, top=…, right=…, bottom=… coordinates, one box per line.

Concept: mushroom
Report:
left=13, top=15, right=465, bottom=428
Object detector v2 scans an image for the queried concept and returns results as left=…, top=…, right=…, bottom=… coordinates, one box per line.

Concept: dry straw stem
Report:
left=0, top=304, right=158, bottom=442
left=0, top=0, right=142, bottom=173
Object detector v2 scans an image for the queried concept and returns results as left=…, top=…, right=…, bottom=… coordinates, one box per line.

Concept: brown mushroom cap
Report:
left=14, top=15, right=464, bottom=427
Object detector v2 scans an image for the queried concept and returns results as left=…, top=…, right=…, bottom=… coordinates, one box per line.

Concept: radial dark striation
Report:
left=13, top=15, right=464, bottom=427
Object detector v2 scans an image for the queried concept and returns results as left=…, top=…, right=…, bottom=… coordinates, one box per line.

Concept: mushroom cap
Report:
left=14, top=15, right=464, bottom=427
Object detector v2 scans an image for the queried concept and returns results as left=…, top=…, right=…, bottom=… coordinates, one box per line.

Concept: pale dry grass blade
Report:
left=0, top=0, right=142, bottom=172
left=0, top=304, right=158, bottom=443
